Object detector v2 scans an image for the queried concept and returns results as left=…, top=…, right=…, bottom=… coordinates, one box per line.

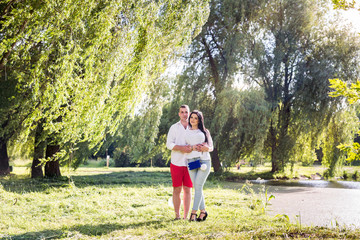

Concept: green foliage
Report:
left=113, top=148, right=131, bottom=167
left=0, top=0, right=210, bottom=167
left=321, top=109, right=358, bottom=177
left=162, top=0, right=268, bottom=172
left=242, top=0, right=360, bottom=172
left=353, top=170, right=359, bottom=180
left=329, top=81, right=360, bottom=167
left=329, top=78, right=360, bottom=104
left=290, top=133, right=318, bottom=167
left=213, top=88, right=270, bottom=166
left=332, top=0, right=357, bottom=10
left=164, top=0, right=360, bottom=174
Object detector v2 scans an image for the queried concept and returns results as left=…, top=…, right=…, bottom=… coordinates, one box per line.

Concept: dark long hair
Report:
left=188, top=110, right=208, bottom=143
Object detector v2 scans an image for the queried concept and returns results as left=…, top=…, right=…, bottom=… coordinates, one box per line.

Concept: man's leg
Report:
left=173, top=186, right=182, bottom=219
left=183, top=186, right=191, bottom=219
left=183, top=165, right=193, bottom=219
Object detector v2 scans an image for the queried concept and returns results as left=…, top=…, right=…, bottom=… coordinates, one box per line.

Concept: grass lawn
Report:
left=1, top=166, right=360, bottom=239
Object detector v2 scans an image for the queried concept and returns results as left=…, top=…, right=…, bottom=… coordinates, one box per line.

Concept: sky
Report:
left=339, top=8, right=360, bottom=32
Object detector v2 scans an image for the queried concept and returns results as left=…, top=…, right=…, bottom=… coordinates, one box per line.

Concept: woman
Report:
left=185, top=110, right=213, bottom=222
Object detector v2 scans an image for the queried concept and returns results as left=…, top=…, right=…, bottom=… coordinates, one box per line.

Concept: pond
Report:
left=228, top=179, right=360, bottom=228
left=248, top=179, right=360, bottom=189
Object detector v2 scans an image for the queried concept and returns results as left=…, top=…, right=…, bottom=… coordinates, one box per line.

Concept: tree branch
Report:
left=0, top=19, right=28, bottom=74
left=0, top=0, right=20, bottom=20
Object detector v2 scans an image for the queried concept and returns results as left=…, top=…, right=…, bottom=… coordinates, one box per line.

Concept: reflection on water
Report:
left=249, top=179, right=360, bottom=189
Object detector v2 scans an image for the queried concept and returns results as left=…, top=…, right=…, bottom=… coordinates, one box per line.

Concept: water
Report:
left=248, top=179, right=360, bottom=189
left=238, top=179, right=360, bottom=228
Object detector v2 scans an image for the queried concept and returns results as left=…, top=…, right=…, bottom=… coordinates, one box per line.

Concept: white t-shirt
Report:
left=185, top=129, right=213, bottom=160
left=166, top=121, right=188, bottom=167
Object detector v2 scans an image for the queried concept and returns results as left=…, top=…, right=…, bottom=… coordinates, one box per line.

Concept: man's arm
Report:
left=166, top=125, right=191, bottom=153
left=172, top=145, right=192, bottom=153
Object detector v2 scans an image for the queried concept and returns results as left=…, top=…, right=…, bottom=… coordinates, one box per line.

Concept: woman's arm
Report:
left=206, top=129, right=214, bottom=152
left=196, top=129, right=213, bottom=152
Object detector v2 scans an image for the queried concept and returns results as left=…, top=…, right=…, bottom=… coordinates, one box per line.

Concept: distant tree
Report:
left=167, top=0, right=360, bottom=173
left=321, top=109, right=358, bottom=177
left=0, top=0, right=210, bottom=176
left=328, top=0, right=360, bottom=164
left=213, top=89, right=271, bottom=168
left=168, top=0, right=266, bottom=172
left=99, top=78, right=171, bottom=167
left=242, top=0, right=360, bottom=172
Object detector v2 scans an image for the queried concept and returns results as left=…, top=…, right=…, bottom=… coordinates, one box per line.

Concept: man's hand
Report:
left=182, top=145, right=192, bottom=153
left=172, top=145, right=191, bottom=153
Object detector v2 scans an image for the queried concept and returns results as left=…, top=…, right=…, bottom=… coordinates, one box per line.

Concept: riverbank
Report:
left=1, top=167, right=360, bottom=239
left=220, top=164, right=360, bottom=182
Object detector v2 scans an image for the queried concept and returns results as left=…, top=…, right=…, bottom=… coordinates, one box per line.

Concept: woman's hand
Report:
left=195, top=143, right=209, bottom=152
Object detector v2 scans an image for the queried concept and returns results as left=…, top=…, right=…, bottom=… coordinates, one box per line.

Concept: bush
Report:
left=99, top=158, right=115, bottom=167
left=323, top=170, right=330, bottom=179
left=152, top=154, right=169, bottom=167
left=353, top=170, right=359, bottom=180
left=113, top=148, right=131, bottom=167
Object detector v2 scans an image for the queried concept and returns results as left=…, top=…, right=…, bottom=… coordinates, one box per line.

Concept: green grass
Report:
left=1, top=167, right=360, bottom=239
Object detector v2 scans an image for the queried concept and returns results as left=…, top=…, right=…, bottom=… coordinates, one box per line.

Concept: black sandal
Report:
left=189, top=213, right=197, bottom=222
left=197, top=211, right=208, bottom=221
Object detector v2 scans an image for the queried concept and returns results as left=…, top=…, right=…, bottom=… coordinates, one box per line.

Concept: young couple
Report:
left=166, top=105, right=213, bottom=222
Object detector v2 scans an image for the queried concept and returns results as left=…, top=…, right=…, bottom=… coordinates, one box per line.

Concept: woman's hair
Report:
left=188, top=110, right=208, bottom=143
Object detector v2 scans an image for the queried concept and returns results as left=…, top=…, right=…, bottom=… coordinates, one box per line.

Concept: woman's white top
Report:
left=185, top=129, right=213, bottom=160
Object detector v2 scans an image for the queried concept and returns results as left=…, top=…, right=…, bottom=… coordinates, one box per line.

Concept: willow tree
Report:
left=213, top=88, right=271, bottom=169
left=328, top=0, right=360, bottom=164
left=321, top=109, right=358, bottom=177
left=242, top=0, right=360, bottom=172
left=166, top=0, right=360, bottom=173
left=167, top=0, right=266, bottom=172
left=0, top=0, right=210, bottom=176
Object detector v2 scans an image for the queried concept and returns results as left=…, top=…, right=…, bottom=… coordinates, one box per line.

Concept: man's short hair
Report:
left=180, top=105, right=190, bottom=112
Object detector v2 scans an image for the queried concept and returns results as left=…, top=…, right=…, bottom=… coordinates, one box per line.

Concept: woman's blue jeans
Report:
left=188, top=159, right=211, bottom=211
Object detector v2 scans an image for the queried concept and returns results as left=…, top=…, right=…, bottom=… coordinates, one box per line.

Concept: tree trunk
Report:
left=44, top=145, right=61, bottom=178
left=269, top=120, right=280, bottom=172
left=211, top=147, right=222, bottom=173
left=31, top=157, right=43, bottom=178
left=0, top=137, right=10, bottom=176
left=31, top=123, right=45, bottom=178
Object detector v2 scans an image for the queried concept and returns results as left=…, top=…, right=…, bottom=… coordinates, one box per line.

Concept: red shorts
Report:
left=170, top=163, right=193, bottom=188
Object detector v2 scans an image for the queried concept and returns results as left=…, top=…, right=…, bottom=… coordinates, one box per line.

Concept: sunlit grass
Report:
left=1, top=167, right=360, bottom=239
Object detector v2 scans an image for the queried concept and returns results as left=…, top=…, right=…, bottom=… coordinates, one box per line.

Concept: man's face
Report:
left=178, top=107, right=189, bottom=122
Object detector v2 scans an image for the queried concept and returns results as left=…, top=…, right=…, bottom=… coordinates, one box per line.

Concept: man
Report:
left=166, top=104, right=192, bottom=220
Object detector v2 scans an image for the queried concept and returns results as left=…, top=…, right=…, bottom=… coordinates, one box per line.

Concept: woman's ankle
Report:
left=190, top=211, right=197, bottom=220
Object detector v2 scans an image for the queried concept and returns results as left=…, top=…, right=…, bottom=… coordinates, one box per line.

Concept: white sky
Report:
left=339, top=8, right=360, bottom=32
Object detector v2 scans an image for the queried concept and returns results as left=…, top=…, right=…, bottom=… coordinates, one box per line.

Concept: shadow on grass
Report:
left=0, top=169, right=232, bottom=194
left=0, top=170, right=174, bottom=193
left=3, top=220, right=163, bottom=240
left=211, top=170, right=275, bottom=182
left=1, top=167, right=277, bottom=194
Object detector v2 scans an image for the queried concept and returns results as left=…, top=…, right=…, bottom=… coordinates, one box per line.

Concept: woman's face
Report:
left=189, top=113, right=199, bottom=128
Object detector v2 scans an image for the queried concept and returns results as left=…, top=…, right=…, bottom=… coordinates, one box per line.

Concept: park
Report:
left=2, top=0, right=360, bottom=239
